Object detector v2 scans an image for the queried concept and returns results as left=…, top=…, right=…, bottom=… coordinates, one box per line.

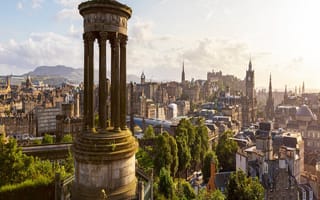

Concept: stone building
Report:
left=236, top=122, right=306, bottom=199
left=0, top=76, right=11, bottom=101
left=35, top=106, right=61, bottom=136
left=56, top=102, right=82, bottom=141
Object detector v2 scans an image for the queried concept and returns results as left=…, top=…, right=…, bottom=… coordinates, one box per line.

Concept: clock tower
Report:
left=246, top=59, right=254, bottom=101
left=242, top=59, right=257, bottom=127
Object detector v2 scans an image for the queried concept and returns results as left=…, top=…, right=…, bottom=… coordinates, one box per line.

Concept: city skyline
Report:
left=1, top=0, right=320, bottom=90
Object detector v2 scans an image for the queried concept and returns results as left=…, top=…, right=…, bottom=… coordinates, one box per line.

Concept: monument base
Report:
left=72, top=129, right=138, bottom=200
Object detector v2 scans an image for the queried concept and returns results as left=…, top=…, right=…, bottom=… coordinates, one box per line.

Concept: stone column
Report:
left=120, top=35, right=127, bottom=130
left=106, top=78, right=110, bottom=127
left=87, top=32, right=95, bottom=130
left=83, top=33, right=89, bottom=130
left=110, top=37, right=115, bottom=128
left=111, top=33, right=121, bottom=132
left=98, top=32, right=108, bottom=130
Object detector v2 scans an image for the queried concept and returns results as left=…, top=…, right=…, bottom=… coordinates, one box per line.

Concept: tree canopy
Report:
left=42, top=134, right=54, bottom=144
left=143, top=125, right=155, bottom=139
left=158, top=167, right=174, bottom=199
left=226, top=170, right=264, bottom=200
left=61, top=134, right=73, bottom=143
left=197, top=189, right=226, bottom=200
left=215, top=130, right=238, bottom=172
left=0, top=137, right=73, bottom=189
left=202, top=150, right=219, bottom=184
left=153, top=132, right=178, bottom=176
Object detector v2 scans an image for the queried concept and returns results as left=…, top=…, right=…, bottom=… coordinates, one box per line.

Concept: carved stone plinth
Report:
left=73, top=129, right=138, bottom=200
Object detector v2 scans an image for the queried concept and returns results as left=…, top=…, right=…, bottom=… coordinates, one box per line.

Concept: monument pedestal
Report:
left=73, top=129, right=138, bottom=200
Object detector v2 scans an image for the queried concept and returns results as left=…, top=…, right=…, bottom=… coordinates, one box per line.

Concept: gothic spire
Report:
left=248, top=58, right=252, bottom=71
left=268, top=73, right=272, bottom=98
left=181, top=60, right=185, bottom=83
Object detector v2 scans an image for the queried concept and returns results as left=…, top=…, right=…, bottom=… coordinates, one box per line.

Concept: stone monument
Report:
left=73, top=0, right=138, bottom=199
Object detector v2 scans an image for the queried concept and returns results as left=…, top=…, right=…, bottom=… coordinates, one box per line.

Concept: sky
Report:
left=1, top=0, right=320, bottom=91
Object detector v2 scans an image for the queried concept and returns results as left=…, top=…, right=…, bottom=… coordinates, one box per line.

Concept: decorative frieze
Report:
left=84, top=13, right=128, bottom=35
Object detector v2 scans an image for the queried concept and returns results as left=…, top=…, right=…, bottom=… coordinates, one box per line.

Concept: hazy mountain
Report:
left=24, top=65, right=140, bottom=85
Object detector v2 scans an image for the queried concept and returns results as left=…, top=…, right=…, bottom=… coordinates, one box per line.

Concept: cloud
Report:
left=181, top=38, right=251, bottom=79
left=55, top=0, right=82, bottom=21
left=125, top=18, right=258, bottom=83
left=0, top=32, right=82, bottom=75
left=55, top=0, right=81, bottom=8
left=56, top=8, right=81, bottom=21
left=68, top=24, right=82, bottom=37
left=31, top=0, right=44, bottom=9
left=17, top=2, right=23, bottom=10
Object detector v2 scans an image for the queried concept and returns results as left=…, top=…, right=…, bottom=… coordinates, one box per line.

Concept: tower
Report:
left=302, top=81, right=305, bottom=94
left=265, top=74, right=274, bottom=120
left=73, top=1, right=138, bottom=199
left=26, top=75, right=32, bottom=88
left=245, top=59, right=254, bottom=101
left=284, top=85, right=288, bottom=104
left=242, top=59, right=257, bottom=127
left=181, top=60, right=185, bottom=83
left=141, top=72, right=145, bottom=84
left=6, top=75, right=11, bottom=89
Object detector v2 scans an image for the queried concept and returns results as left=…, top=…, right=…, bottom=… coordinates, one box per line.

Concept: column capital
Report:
left=98, top=32, right=108, bottom=44
left=84, top=32, right=96, bottom=43
left=120, top=35, right=128, bottom=46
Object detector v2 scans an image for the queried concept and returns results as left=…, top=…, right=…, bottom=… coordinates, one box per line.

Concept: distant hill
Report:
left=24, top=65, right=140, bottom=86
left=25, top=65, right=83, bottom=83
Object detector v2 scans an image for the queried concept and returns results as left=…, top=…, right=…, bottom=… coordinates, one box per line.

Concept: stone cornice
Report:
left=79, top=0, right=132, bottom=19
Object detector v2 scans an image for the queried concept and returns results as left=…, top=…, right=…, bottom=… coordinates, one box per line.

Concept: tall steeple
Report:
left=268, top=74, right=272, bottom=98
left=284, top=85, right=288, bottom=104
left=302, top=81, right=305, bottom=94
left=181, top=60, right=185, bottom=83
left=248, top=58, right=252, bottom=71
left=265, top=73, right=274, bottom=120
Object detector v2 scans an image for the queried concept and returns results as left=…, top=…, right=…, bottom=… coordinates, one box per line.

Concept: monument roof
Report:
left=79, top=0, right=131, bottom=11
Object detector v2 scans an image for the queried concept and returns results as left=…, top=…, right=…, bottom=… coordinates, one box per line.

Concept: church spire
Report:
left=268, top=73, right=272, bottom=98
left=181, top=60, right=185, bottom=83
left=265, top=73, right=274, bottom=120
left=248, top=58, right=252, bottom=71
left=284, top=85, right=288, bottom=104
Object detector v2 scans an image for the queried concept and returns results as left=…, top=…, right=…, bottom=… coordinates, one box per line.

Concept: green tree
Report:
left=181, top=180, right=196, bottom=199
left=143, top=125, right=155, bottom=139
left=196, top=118, right=209, bottom=166
left=215, top=130, right=238, bottom=172
left=42, top=134, right=54, bottom=144
left=0, top=138, right=32, bottom=186
left=176, top=135, right=191, bottom=177
left=136, top=147, right=154, bottom=173
left=168, top=134, right=179, bottom=177
left=202, top=151, right=219, bottom=184
left=226, top=170, right=264, bottom=200
left=62, top=149, right=74, bottom=175
left=197, top=189, right=226, bottom=200
left=154, top=133, right=173, bottom=175
left=61, top=134, right=73, bottom=143
left=175, top=119, right=193, bottom=175
left=0, top=138, right=56, bottom=187
left=158, top=167, right=174, bottom=199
